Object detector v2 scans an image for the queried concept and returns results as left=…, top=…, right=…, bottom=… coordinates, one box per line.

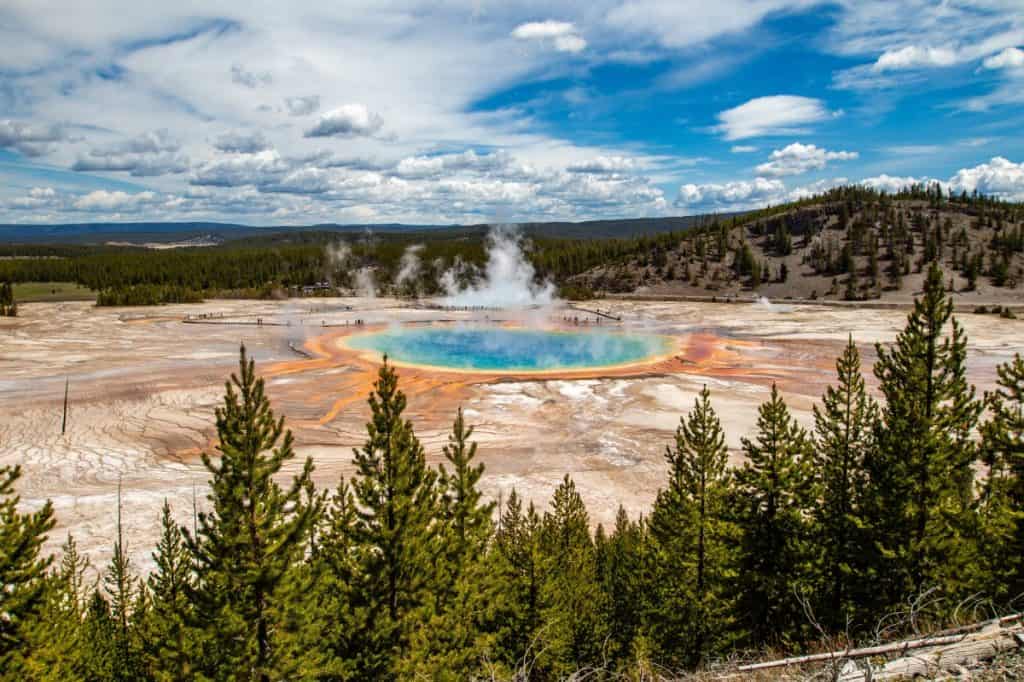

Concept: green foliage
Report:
left=183, top=345, right=319, bottom=681
left=20, top=535, right=90, bottom=680
left=978, top=354, right=1024, bottom=603
left=536, top=475, right=608, bottom=677
left=344, top=358, right=439, bottom=678
left=102, top=486, right=146, bottom=680
left=0, top=281, right=16, bottom=316
left=97, top=284, right=203, bottom=306
left=0, top=465, right=55, bottom=672
left=735, top=384, right=815, bottom=646
left=647, top=386, right=738, bottom=669
left=867, top=263, right=983, bottom=612
left=398, top=407, right=512, bottom=679
left=436, top=407, right=494, bottom=572
left=812, top=337, right=877, bottom=630
left=143, top=501, right=198, bottom=681
left=596, top=507, right=649, bottom=669
left=493, top=491, right=544, bottom=671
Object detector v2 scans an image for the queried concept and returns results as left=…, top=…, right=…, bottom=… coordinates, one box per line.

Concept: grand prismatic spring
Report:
left=344, top=326, right=674, bottom=372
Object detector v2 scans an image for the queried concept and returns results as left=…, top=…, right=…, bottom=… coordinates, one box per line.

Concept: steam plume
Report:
left=442, top=225, right=556, bottom=308
left=355, top=267, right=377, bottom=298
left=394, top=244, right=424, bottom=293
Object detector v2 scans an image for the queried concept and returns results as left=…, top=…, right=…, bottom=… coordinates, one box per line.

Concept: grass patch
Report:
left=12, top=281, right=96, bottom=302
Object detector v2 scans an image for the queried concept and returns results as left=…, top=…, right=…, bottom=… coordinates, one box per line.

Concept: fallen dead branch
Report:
left=732, top=613, right=1023, bottom=680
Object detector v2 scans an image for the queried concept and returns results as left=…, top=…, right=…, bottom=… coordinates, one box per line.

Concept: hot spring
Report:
left=344, top=326, right=674, bottom=372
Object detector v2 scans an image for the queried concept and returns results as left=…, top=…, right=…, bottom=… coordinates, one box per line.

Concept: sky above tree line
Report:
left=1, top=0, right=1023, bottom=225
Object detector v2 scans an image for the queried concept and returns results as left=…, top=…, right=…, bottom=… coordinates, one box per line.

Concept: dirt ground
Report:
left=1, top=296, right=1021, bottom=574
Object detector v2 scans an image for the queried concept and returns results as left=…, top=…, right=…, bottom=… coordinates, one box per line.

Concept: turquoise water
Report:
left=347, top=326, right=672, bottom=371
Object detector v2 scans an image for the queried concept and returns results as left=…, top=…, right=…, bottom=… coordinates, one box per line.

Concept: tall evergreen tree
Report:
left=0, top=464, right=55, bottom=672
left=78, top=590, right=119, bottom=680
left=647, top=386, right=738, bottom=669
left=436, top=407, right=494, bottom=580
left=21, top=534, right=89, bottom=680
left=494, top=490, right=544, bottom=671
left=400, top=407, right=514, bottom=679
left=144, top=501, right=197, bottom=681
left=735, top=384, right=814, bottom=646
left=867, top=263, right=982, bottom=610
left=184, top=345, right=318, bottom=681
left=103, top=483, right=144, bottom=681
left=312, top=478, right=363, bottom=679
left=537, top=475, right=607, bottom=677
left=977, top=354, right=1024, bottom=602
left=812, top=338, right=877, bottom=631
left=344, top=357, right=438, bottom=678
left=596, top=507, right=649, bottom=669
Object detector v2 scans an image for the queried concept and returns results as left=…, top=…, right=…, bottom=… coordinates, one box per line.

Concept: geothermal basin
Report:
left=1, top=296, right=1022, bottom=575
left=344, top=326, right=675, bottom=372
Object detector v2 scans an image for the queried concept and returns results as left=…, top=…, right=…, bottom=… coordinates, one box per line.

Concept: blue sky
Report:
left=1, top=1, right=1022, bottom=225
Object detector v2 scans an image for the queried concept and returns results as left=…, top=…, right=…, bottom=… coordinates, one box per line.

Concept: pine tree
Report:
left=21, top=534, right=89, bottom=680
left=867, top=263, right=982, bottom=611
left=977, top=354, right=1024, bottom=602
left=596, top=507, right=648, bottom=668
left=537, top=475, right=607, bottom=677
left=812, top=337, right=877, bottom=631
left=78, top=590, right=119, bottom=680
left=103, top=482, right=143, bottom=681
left=144, top=501, right=196, bottom=681
left=184, top=345, right=318, bottom=681
left=399, top=407, right=513, bottom=679
left=494, top=490, right=543, bottom=671
left=344, top=357, right=438, bottom=678
left=436, top=407, right=494, bottom=580
left=735, top=384, right=814, bottom=646
left=647, top=386, right=737, bottom=669
left=312, top=479, right=363, bottom=679
left=0, top=464, right=55, bottom=671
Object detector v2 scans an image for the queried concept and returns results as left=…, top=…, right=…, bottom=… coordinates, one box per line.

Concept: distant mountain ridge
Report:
left=0, top=214, right=727, bottom=245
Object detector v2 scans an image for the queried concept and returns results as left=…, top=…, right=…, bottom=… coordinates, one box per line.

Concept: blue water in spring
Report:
left=346, top=326, right=672, bottom=371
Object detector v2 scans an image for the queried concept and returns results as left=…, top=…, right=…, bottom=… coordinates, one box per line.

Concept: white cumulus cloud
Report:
left=190, top=150, right=290, bottom=187
left=566, top=156, right=639, bottom=174
left=675, top=177, right=788, bottom=210
left=714, top=96, right=836, bottom=141
left=858, top=174, right=931, bottom=194
left=71, top=129, right=187, bottom=176
left=213, top=131, right=271, bottom=154
left=511, top=20, right=587, bottom=53
left=0, top=119, right=66, bottom=157
left=305, top=104, right=384, bottom=138
left=873, top=45, right=958, bottom=71
left=948, top=156, right=1024, bottom=201
left=73, top=190, right=160, bottom=211
left=755, top=142, right=858, bottom=177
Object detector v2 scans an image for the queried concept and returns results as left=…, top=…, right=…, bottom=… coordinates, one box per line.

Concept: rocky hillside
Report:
left=569, top=185, right=1024, bottom=306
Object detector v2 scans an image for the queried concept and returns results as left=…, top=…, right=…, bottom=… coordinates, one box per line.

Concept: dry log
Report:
left=838, top=624, right=1024, bottom=681
left=737, top=613, right=1023, bottom=673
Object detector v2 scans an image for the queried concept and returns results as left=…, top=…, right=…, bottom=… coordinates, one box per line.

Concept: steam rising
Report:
left=442, top=225, right=557, bottom=308
left=394, top=244, right=424, bottom=292
left=355, top=268, right=377, bottom=298
left=325, top=241, right=351, bottom=268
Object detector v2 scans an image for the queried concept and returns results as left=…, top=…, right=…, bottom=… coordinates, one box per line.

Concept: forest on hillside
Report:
left=572, top=184, right=1024, bottom=301
left=2, top=183, right=1020, bottom=308
left=1, top=263, right=1023, bottom=680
